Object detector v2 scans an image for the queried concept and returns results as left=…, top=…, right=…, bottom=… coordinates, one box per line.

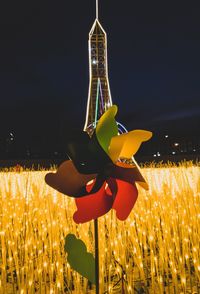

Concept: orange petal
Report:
left=115, top=161, right=149, bottom=190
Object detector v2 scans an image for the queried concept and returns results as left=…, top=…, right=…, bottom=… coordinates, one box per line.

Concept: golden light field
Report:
left=0, top=162, right=199, bottom=293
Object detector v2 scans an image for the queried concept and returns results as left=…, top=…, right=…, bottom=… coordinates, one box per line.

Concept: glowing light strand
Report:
left=0, top=164, right=199, bottom=292
left=99, top=78, right=104, bottom=115
left=94, top=78, right=100, bottom=127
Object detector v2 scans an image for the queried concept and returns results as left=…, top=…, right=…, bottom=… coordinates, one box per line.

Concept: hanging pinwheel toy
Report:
left=45, top=105, right=152, bottom=223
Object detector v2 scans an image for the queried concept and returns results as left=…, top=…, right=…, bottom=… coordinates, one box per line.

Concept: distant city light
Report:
left=172, top=151, right=176, bottom=155
left=174, top=143, right=179, bottom=147
left=10, top=132, right=14, bottom=137
left=165, top=135, right=169, bottom=138
left=157, top=152, right=161, bottom=157
left=193, top=149, right=196, bottom=152
left=153, top=154, right=157, bottom=157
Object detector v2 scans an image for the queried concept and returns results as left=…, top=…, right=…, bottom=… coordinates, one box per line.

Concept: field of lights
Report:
left=0, top=162, right=199, bottom=293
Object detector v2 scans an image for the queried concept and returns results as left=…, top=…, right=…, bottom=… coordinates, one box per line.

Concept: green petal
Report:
left=96, top=105, right=118, bottom=154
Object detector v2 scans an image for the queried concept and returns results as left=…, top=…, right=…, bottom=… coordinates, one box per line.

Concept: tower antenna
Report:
left=96, top=0, right=98, bottom=19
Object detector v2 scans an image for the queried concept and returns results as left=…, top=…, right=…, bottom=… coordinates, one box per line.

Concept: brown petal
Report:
left=45, top=160, right=97, bottom=197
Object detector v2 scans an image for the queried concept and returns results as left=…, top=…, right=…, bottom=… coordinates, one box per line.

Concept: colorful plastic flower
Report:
left=45, top=105, right=152, bottom=223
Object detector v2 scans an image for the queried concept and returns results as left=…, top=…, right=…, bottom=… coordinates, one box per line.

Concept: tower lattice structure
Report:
left=84, top=3, right=113, bottom=134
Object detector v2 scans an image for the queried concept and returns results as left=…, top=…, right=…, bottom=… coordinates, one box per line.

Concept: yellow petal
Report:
left=109, top=130, right=152, bottom=162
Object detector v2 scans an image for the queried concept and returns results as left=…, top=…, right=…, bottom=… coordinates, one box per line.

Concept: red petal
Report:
left=112, top=179, right=138, bottom=221
left=73, top=182, right=115, bottom=224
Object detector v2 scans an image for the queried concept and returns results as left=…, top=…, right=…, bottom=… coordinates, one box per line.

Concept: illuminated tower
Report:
left=84, top=0, right=113, bottom=133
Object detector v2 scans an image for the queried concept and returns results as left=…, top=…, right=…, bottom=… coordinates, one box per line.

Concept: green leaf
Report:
left=64, top=234, right=96, bottom=284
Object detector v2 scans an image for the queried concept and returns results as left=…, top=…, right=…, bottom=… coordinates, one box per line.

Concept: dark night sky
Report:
left=0, top=1, right=200, bottom=156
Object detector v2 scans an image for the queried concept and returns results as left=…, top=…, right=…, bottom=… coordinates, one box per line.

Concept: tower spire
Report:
left=96, top=0, right=98, bottom=19
left=84, top=0, right=112, bottom=133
